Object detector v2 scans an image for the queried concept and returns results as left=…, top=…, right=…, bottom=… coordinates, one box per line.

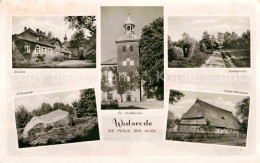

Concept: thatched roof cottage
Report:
left=179, top=99, right=241, bottom=134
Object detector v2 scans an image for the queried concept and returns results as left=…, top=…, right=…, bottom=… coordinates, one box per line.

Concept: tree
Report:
left=200, top=120, right=215, bottom=134
left=72, top=89, right=97, bottom=117
left=70, top=30, right=86, bottom=57
left=139, top=17, right=164, bottom=100
left=236, top=97, right=250, bottom=132
left=15, top=106, right=33, bottom=128
left=169, top=90, right=184, bottom=105
left=65, top=16, right=96, bottom=62
left=242, top=30, right=250, bottom=47
left=210, top=35, right=218, bottom=49
left=117, top=75, right=129, bottom=102
left=217, top=32, right=224, bottom=45
left=181, top=33, right=196, bottom=58
left=201, top=31, right=211, bottom=49
left=167, top=111, right=175, bottom=129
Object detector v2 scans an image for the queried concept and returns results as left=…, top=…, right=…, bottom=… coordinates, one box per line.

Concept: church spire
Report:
left=64, top=32, right=67, bottom=42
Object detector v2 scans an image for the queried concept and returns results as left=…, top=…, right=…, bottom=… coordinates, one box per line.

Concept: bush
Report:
left=168, top=46, right=184, bottom=61
left=169, top=51, right=208, bottom=68
left=51, top=54, right=65, bottom=62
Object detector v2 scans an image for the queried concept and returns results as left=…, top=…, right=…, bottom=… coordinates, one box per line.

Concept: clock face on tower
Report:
left=125, top=43, right=130, bottom=49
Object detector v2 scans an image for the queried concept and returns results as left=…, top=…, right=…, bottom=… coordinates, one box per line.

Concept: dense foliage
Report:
left=65, top=16, right=96, bottom=62
left=169, top=90, right=185, bottom=105
left=168, top=29, right=250, bottom=68
left=236, top=97, right=250, bottom=132
left=15, top=106, right=33, bottom=128
left=73, top=89, right=97, bottom=117
left=139, top=17, right=164, bottom=100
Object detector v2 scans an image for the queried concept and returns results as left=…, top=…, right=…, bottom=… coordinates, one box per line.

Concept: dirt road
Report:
left=201, top=51, right=226, bottom=68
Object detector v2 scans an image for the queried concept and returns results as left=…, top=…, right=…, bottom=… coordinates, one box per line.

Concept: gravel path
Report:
left=201, top=51, right=226, bottom=68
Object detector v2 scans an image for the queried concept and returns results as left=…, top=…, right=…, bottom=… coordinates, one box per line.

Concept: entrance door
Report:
left=126, top=93, right=131, bottom=102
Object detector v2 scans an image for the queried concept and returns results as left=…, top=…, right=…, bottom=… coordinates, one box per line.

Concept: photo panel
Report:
left=101, top=6, right=164, bottom=110
left=13, top=88, right=99, bottom=148
left=166, top=89, right=250, bottom=147
left=12, top=16, right=96, bottom=68
left=168, top=16, right=250, bottom=68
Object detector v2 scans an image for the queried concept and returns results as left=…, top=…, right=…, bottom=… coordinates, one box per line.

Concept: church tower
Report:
left=116, top=12, right=140, bottom=73
left=115, top=12, right=142, bottom=102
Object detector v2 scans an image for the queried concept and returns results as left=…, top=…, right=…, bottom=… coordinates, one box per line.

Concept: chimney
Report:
left=36, top=29, right=39, bottom=33
left=24, top=27, right=27, bottom=31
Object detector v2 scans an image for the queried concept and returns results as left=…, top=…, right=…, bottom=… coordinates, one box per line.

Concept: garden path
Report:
left=201, top=51, right=226, bottom=68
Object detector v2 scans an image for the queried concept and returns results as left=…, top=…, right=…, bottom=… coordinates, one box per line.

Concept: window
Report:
left=36, top=37, right=39, bottom=41
left=130, top=60, right=134, bottom=66
left=127, top=26, right=130, bottom=30
left=42, top=47, right=46, bottom=55
left=130, top=45, right=133, bottom=51
left=48, top=48, right=52, bottom=55
left=25, top=45, right=30, bottom=53
left=36, top=46, right=40, bottom=54
left=122, top=61, right=127, bottom=66
left=123, top=46, right=126, bottom=52
left=127, top=76, right=130, bottom=82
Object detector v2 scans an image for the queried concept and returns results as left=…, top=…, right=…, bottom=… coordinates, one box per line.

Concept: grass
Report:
left=222, top=49, right=250, bottom=68
left=13, top=60, right=96, bottom=68
left=166, top=131, right=247, bottom=147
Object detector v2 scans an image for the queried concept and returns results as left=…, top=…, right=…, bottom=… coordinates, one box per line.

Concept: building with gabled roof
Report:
left=179, top=98, right=241, bottom=134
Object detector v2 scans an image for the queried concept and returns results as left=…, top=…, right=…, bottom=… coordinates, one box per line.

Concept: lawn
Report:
left=13, top=60, right=96, bottom=68
left=102, top=101, right=164, bottom=110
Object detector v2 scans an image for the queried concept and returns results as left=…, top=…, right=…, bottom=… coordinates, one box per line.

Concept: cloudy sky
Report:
left=12, top=16, right=91, bottom=42
left=168, top=16, right=250, bottom=42
left=168, top=90, right=249, bottom=118
left=101, top=6, right=163, bottom=63
left=14, top=90, right=81, bottom=112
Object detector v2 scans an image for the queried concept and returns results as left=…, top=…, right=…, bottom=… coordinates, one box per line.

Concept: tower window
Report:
left=130, top=60, right=134, bottom=66
left=127, top=26, right=130, bottom=30
left=123, top=46, right=126, bottom=52
left=130, top=45, right=133, bottom=51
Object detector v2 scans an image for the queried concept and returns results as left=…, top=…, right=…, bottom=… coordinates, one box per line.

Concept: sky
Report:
left=12, top=16, right=91, bottom=42
left=168, top=90, right=249, bottom=119
left=168, top=16, right=250, bottom=42
left=101, top=6, right=163, bottom=63
left=14, top=90, right=81, bottom=112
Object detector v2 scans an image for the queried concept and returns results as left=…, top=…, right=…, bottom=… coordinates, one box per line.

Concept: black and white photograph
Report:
left=14, top=88, right=99, bottom=148
left=168, top=16, right=250, bottom=68
left=101, top=7, right=164, bottom=110
left=166, top=89, right=250, bottom=147
left=12, top=16, right=96, bottom=68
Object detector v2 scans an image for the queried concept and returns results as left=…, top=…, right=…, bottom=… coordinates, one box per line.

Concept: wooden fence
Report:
left=166, top=131, right=246, bottom=141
